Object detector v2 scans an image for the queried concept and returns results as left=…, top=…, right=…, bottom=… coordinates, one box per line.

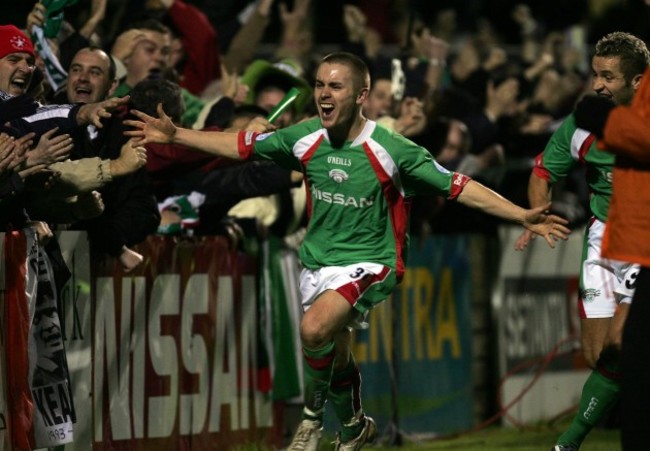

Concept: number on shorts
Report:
left=625, top=270, right=639, bottom=290
left=349, top=267, right=364, bottom=278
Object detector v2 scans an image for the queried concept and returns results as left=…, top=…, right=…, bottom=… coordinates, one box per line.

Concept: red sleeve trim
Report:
left=237, top=131, right=258, bottom=160
left=531, top=152, right=551, bottom=181
left=448, top=173, right=472, bottom=200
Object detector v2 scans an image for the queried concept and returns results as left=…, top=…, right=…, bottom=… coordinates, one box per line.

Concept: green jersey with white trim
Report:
left=249, top=118, right=469, bottom=277
left=533, top=113, right=614, bottom=222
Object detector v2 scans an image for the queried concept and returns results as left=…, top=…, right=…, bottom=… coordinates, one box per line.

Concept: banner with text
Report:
left=2, top=232, right=478, bottom=447
left=1, top=233, right=276, bottom=451
left=3, top=230, right=75, bottom=450
left=90, top=235, right=274, bottom=450
left=351, top=235, right=474, bottom=435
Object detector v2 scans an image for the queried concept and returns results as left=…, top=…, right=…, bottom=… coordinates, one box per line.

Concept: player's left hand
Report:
left=522, top=202, right=571, bottom=248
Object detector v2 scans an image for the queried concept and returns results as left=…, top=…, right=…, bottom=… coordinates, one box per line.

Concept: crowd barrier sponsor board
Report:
left=1, top=233, right=275, bottom=451
left=2, top=231, right=478, bottom=448
left=494, top=226, right=588, bottom=425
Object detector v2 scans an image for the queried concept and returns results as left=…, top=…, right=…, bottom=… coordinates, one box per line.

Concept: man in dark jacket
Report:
left=62, top=46, right=160, bottom=271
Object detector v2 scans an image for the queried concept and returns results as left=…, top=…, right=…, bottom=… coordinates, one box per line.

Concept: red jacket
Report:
left=145, top=127, right=237, bottom=178
left=168, top=0, right=220, bottom=95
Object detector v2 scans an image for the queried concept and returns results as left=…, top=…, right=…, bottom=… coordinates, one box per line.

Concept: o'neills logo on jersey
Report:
left=327, top=156, right=352, bottom=166
left=329, top=168, right=349, bottom=183
left=311, top=187, right=374, bottom=208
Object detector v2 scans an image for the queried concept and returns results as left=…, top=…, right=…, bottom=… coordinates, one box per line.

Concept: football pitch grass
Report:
left=276, top=418, right=619, bottom=451
left=368, top=425, right=619, bottom=450
left=350, top=419, right=620, bottom=451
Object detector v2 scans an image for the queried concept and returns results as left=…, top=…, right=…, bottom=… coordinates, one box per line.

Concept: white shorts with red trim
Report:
left=299, top=263, right=393, bottom=327
left=580, top=218, right=640, bottom=318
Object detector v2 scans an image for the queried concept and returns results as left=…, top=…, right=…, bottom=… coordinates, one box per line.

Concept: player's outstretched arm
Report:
left=125, top=103, right=244, bottom=160
left=456, top=179, right=570, bottom=248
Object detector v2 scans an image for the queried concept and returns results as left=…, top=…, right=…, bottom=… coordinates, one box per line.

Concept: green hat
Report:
left=240, top=58, right=312, bottom=114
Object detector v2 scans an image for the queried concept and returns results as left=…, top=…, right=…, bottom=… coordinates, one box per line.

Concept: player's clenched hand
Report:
left=522, top=203, right=571, bottom=248
left=124, top=103, right=177, bottom=144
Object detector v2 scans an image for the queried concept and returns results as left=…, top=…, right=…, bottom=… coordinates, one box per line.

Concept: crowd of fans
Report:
left=1, top=0, right=645, bottom=272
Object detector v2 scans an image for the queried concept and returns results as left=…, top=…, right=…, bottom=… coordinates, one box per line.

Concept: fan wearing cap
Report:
left=0, top=24, right=130, bottom=139
left=0, top=24, right=36, bottom=96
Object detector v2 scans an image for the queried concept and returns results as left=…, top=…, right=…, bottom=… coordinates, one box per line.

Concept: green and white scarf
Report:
left=30, top=0, right=78, bottom=91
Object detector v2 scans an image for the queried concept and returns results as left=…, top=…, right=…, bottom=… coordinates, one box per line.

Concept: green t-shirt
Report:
left=534, top=113, right=614, bottom=222
left=250, top=118, right=467, bottom=275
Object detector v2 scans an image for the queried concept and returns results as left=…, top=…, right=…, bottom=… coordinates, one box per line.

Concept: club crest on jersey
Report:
left=581, top=288, right=600, bottom=303
left=329, top=168, right=349, bottom=183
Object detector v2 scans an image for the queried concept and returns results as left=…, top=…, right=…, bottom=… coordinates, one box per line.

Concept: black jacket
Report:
left=69, top=108, right=160, bottom=257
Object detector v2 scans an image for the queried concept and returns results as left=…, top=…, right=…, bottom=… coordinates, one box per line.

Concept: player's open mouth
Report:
left=320, top=103, right=334, bottom=118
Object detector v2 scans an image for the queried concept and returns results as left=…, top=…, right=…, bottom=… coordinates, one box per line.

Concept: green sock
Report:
left=329, top=354, right=364, bottom=442
left=557, top=367, right=620, bottom=447
left=301, top=341, right=335, bottom=421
